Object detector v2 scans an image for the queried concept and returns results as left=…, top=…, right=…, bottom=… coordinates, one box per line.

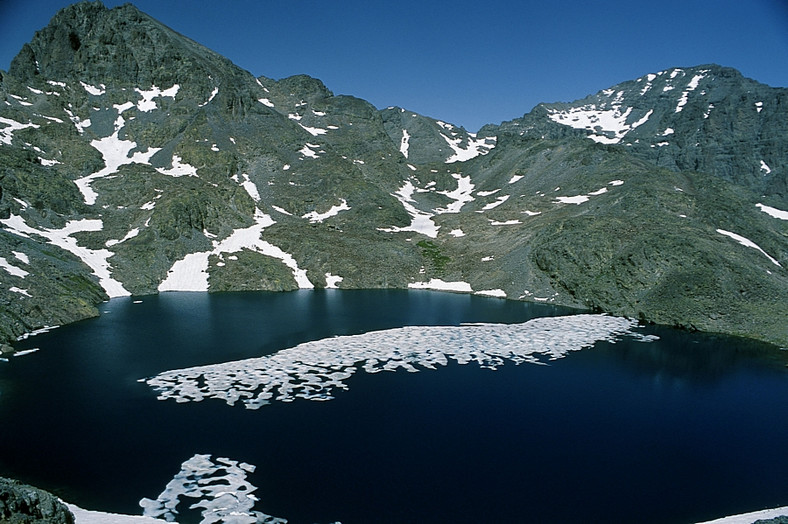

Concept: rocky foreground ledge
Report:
left=0, top=477, right=74, bottom=524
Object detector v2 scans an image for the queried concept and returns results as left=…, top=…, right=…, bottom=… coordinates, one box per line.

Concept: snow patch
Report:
left=302, top=199, right=350, bottom=223
left=135, top=84, right=179, bottom=112
left=258, top=98, right=274, bottom=107
left=759, top=160, right=772, bottom=174
left=476, top=289, right=506, bottom=298
left=756, top=203, right=788, bottom=220
left=325, top=273, right=343, bottom=288
left=400, top=129, right=411, bottom=158
left=547, top=105, right=652, bottom=144
left=378, top=180, right=439, bottom=238
left=159, top=209, right=313, bottom=292
left=0, top=257, right=28, bottom=278
left=1, top=215, right=130, bottom=297
left=717, top=229, right=781, bottom=267
left=480, top=194, right=509, bottom=211
left=435, top=173, right=475, bottom=213
left=75, top=115, right=161, bottom=204
left=80, top=82, right=106, bottom=96
left=449, top=229, right=465, bottom=237
left=409, top=279, right=472, bottom=293
left=156, top=155, right=198, bottom=178
left=0, top=117, right=40, bottom=146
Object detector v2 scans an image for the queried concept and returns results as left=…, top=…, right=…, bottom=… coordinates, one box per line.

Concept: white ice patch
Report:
left=159, top=209, right=313, bottom=292
left=302, top=199, right=350, bottom=223
left=0, top=257, right=29, bottom=278
left=0, top=117, right=41, bottom=146
left=757, top=203, right=788, bottom=220
left=400, top=128, right=411, bottom=158
left=378, top=180, right=439, bottom=238
left=139, top=454, right=286, bottom=524
left=547, top=105, right=652, bottom=144
left=75, top=115, right=161, bottom=204
left=1, top=215, right=130, bottom=297
left=143, top=314, right=646, bottom=409
left=717, top=229, right=781, bottom=267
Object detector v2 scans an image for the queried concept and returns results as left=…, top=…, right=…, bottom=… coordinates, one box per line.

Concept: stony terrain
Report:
left=0, top=1, right=786, bottom=349
left=0, top=477, right=74, bottom=524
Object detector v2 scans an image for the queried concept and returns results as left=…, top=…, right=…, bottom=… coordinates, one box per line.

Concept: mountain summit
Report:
left=0, top=1, right=786, bottom=348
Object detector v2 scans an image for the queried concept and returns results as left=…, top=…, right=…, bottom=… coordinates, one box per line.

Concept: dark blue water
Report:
left=1, top=290, right=787, bottom=523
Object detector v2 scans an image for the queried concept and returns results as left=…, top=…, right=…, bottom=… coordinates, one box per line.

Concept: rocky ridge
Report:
left=0, top=1, right=786, bottom=348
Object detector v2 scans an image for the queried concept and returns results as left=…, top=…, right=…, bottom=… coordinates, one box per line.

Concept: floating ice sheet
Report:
left=143, top=314, right=650, bottom=410
left=139, top=454, right=286, bottom=524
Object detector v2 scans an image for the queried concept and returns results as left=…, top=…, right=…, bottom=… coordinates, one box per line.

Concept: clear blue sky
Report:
left=2, top=0, right=788, bottom=131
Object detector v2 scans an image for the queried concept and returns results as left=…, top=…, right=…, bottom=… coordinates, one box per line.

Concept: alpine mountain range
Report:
left=1, top=1, right=786, bottom=351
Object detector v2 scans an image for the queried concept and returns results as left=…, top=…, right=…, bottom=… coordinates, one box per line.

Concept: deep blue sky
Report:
left=2, top=0, right=787, bottom=131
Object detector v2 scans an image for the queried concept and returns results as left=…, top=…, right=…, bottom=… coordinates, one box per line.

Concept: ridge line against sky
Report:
left=2, top=0, right=788, bottom=131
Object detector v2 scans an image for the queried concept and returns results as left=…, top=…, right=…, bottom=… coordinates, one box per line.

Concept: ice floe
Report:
left=143, top=314, right=649, bottom=410
left=696, top=505, right=788, bottom=524
left=139, top=454, right=286, bottom=524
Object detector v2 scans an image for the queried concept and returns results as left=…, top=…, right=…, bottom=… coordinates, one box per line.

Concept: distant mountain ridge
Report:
left=0, top=1, right=786, bottom=349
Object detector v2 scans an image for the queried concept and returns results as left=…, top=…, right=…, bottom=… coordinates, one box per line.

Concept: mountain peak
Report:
left=8, top=1, right=233, bottom=89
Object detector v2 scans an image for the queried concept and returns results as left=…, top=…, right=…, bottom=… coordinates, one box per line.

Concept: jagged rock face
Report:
left=0, top=477, right=74, bottom=524
left=490, top=65, right=788, bottom=198
left=0, top=2, right=786, bottom=347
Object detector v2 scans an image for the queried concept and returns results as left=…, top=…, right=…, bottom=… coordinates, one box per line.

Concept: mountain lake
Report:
left=1, top=289, right=787, bottom=523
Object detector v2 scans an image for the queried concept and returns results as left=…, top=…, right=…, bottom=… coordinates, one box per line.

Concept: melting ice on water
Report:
left=142, top=314, right=656, bottom=410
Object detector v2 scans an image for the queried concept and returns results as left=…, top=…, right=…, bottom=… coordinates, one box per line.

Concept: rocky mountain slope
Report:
left=0, top=1, right=786, bottom=348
